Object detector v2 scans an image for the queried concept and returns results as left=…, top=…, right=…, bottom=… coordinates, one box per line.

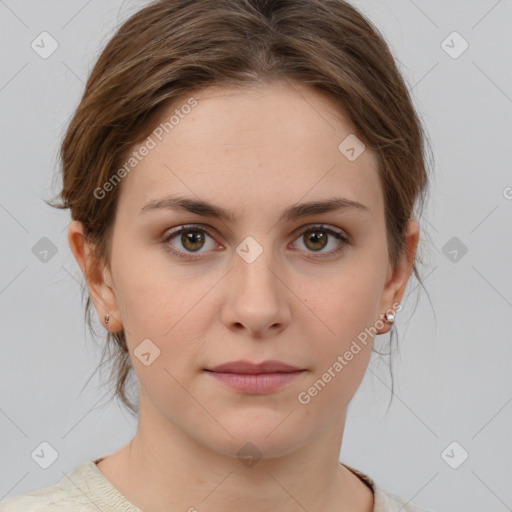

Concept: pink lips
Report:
left=204, top=360, right=306, bottom=394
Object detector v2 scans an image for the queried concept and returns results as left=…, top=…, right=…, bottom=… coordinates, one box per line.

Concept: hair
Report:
left=48, top=0, right=433, bottom=416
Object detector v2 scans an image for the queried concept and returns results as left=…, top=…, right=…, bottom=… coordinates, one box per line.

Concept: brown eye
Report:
left=162, top=224, right=218, bottom=261
left=303, top=230, right=328, bottom=252
left=180, top=229, right=205, bottom=252
left=292, top=225, right=349, bottom=260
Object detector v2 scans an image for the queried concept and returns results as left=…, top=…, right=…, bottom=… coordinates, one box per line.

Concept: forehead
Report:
left=116, top=81, right=382, bottom=221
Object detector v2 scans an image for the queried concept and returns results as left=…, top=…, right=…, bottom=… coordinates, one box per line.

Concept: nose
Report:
left=221, top=248, right=291, bottom=338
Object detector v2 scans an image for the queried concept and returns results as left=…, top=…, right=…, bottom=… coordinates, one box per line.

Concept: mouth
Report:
left=204, top=360, right=306, bottom=394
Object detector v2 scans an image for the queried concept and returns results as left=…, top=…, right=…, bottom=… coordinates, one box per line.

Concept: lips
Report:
left=204, top=360, right=306, bottom=394
left=206, top=359, right=302, bottom=374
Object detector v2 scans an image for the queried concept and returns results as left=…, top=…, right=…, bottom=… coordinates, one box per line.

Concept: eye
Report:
left=161, top=224, right=219, bottom=261
left=291, top=224, right=349, bottom=260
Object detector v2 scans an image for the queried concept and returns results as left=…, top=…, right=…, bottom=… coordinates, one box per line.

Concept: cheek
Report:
left=112, top=246, right=215, bottom=360
left=301, top=268, right=382, bottom=347
left=112, top=241, right=174, bottom=323
left=297, top=284, right=376, bottom=412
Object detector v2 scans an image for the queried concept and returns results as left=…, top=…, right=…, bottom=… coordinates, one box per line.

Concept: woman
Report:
left=0, top=0, right=435, bottom=510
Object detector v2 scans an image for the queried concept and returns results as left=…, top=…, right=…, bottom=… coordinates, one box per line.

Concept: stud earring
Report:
left=384, top=311, right=395, bottom=323
left=104, top=314, right=110, bottom=325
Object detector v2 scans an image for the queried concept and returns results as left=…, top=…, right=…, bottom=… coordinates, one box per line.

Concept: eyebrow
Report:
left=139, top=194, right=370, bottom=223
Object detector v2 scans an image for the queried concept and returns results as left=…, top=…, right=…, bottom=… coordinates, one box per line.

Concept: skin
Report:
left=68, top=80, right=419, bottom=512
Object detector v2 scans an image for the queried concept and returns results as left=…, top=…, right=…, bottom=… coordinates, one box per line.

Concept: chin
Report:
left=199, top=419, right=310, bottom=463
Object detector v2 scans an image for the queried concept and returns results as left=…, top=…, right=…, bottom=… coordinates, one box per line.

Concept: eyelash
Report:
left=161, top=223, right=350, bottom=262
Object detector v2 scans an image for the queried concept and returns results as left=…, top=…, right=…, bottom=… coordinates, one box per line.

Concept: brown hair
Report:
left=48, top=0, right=432, bottom=416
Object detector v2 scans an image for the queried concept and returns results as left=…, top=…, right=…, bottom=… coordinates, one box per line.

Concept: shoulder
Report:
left=0, top=460, right=124, bottom=512
left=342, top=463, right=437, bottom=512
left=0, top=481, right=93, bottom=512
left=373, top=485, right=437, bottom=512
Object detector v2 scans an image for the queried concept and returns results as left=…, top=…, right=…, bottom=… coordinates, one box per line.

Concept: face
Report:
left=70, top=80, right=416, bottom=460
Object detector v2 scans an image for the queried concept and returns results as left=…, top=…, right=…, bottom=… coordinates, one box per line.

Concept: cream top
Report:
left=0, top=457, right=435, bottom=511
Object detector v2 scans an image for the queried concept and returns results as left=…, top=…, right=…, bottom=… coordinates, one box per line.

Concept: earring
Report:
left=384, top=311, right=395, bottom=324
left=104, top=314, right=110, bottom=325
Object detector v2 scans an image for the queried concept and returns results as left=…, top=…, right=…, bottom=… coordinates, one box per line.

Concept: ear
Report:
left=67, top=220, right=123, bottom=332
left=377, top=219, right=419, bottom=334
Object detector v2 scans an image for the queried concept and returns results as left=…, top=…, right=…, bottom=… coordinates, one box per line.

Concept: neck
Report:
left=98, top=397, right=374, bottom=512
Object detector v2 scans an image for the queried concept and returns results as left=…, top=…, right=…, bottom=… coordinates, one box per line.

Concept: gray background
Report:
left=1, top=1, right=511, bottom=511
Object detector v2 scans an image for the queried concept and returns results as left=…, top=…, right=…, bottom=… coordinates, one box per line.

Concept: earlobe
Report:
left=67, top=220, right=123, bottom=332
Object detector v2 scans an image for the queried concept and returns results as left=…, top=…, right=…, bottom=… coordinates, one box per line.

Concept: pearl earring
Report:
left=384, top=311, right=395, bottom=323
